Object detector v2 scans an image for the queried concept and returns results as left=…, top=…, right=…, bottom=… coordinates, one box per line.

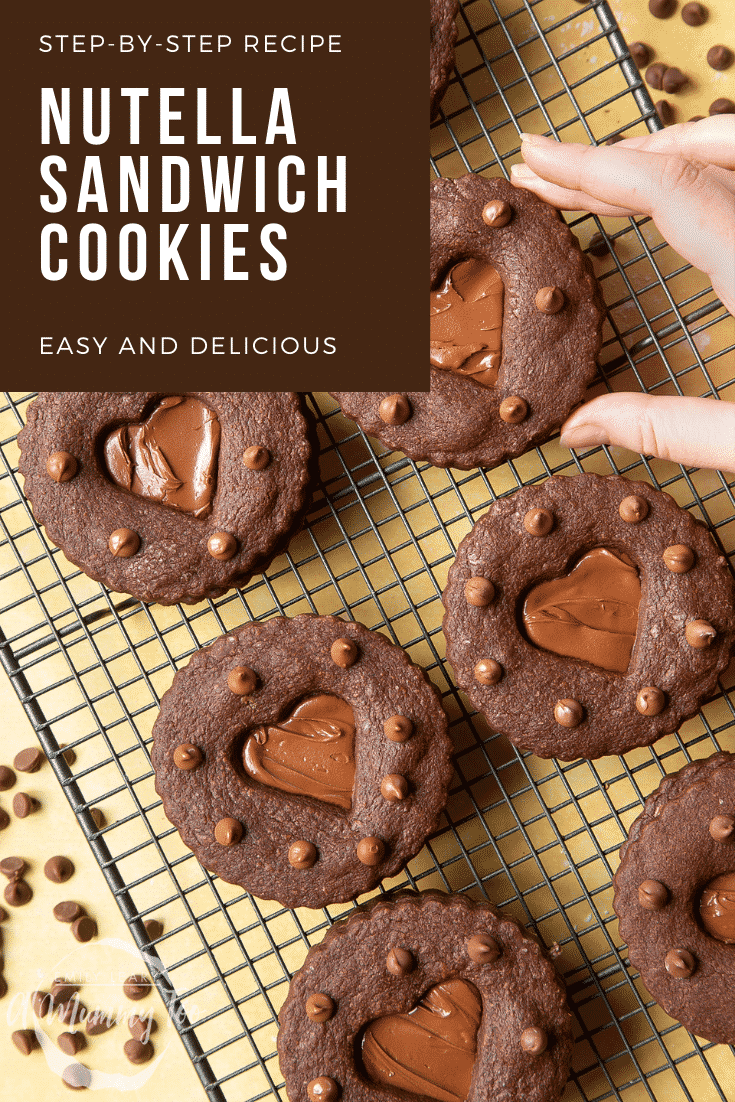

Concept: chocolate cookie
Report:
left=442, top=473, right=735, bottom=759
left=613, top=752, right=735, bottom=1044
left=332, top=176, right=604, bottom=470
left=151, top=616, right=453, bottom=908
left=278, top=890, right=573, bottom=1102
left=18, top=393, right=313, bottom=605
left=430, top=0, right=459, bottom=119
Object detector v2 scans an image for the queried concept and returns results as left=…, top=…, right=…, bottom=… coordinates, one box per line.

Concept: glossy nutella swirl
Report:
left=104, top=396, right=220, bottom=518
left=699, top=872, right=735, bottom=943
left=430, top=260, right=504, bottom=388
left=242, top=694, right=355, bottom=809
left=523, top=547, right=641, bottom=673
left=360, top=979, right=481, bottom=1102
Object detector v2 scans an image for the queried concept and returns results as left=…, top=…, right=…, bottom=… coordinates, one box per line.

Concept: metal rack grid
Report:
left=1, top=1, right=734, bottom=1100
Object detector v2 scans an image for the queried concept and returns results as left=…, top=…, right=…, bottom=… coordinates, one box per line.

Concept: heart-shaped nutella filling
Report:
left=103, top=396, right=220, bottom=518
left=522, top=547, right=641, bottom=674
left=360, top=979, right=482, bottom=1102
left=430, top=259, right=504, bottom=388
left=242, top=694, right=355, bottom=810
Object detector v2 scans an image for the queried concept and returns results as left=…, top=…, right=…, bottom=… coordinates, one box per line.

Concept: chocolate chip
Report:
left=710, top=97, right=735, bottom=115
left=123, top=975, right=151, bottom=1001
left=108, top=528, right=140, bottom=558
left=45, top=856, right=75, bottom=884
left=4, top=880, right=32, bottom=906
left=655, top=99, right=675, bottom=125
left=662, top=67, right=688, bottom=92
left=214, top=817, right=243, bottom=846
left=124, top=1038, right=154, bottom=1064
left=13, top=747, right=45, bottom=774
left=173, top=743, right=204, bottom=770
left=0, top=856, right=26, bottom=880
left=648, top=0, right=676, bottom=16
left=605, top=134, right=623, bottom=145
left=629, top=41, right=651, bottom=67
left=71, top=916, right=97, bottom=943
left=46, top=451, right=78, bottom=484
left=498, top=395, right=528, bottom=424
left=523, top=508, right=554, bottom=536
left=588, top=232, right=610, bottom=257
left=554, top=699, right=584, bottom=728
left=707, top=45, right=733, bottom=70
left=89, top=807, right=106, bottom=829
left=54, top=901, right=85, bottom=924
left=0, top=906, right=7, bottom=922
left=57, top=997, right=87, bottom=1026
left=0, top=765, right=16, bottom=791
left=534, top=286, right=565, bottom=314
left=386, top=947, right=415, bottom=976
left=645, top=62, right=668, bottom=90
left=481, top=199, right=513, bottom=227
left=521, top=1026, right=548, bottom=1054
left=638, top=878, right=669, bottom=910
left=474, top=658, right=503, bottom=685
left=467, top=933, right=501, bottom=963
left=242, top=445, right=271, bottom=470
left=13, top=793, right=40, bottom=818
left=11, top=1029, right=38, bottom=1055
left=330, top=637, right=359, bottom=668
left=58, top=1032, right=85, bottom=1056
left=128, top=1013, right=158, bottom=1041
left=143, top=918, right=164, bottom=940
left=288, top=840, right=318, bottom=869
left=31, top=990, right=52, bottom=1017
left=356, top=836, right=385, bottom=866
left=689, top=115, right=705, bottom=121
left=51, top=978, right=78, bottom=1003
left=61, top=1062, right=91, bottom=1090
left=304, top=996, right=334, bottom=1024
left=681, top=1, right=707, bottom=23
left=665, top=947, right=696, bottom=977
left=0, top=809, right=9, bottom=832
left=207, top=532, right=237, bottom=561
left=60, top=744, right=77, bottom=767
left=378, top=393, right=412, bottom=426
left=86, top=1010, right=115, bottom=1036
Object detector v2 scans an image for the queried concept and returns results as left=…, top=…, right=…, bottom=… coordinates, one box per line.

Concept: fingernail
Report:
left=510, top=163, right=535, bottom=179
left=519, top=132, right=550, bottom=146
left=559, top=424, right=610, bottom=448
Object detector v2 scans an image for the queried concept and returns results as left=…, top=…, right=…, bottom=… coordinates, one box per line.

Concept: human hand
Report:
left=510, top=119, right=735, bottom=473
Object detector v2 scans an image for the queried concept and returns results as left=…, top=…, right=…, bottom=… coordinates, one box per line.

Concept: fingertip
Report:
left=559, top=423, right=610, bottom=448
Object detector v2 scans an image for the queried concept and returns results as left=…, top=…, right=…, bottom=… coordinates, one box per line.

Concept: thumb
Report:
left=560, top=393, right=735, bottom=473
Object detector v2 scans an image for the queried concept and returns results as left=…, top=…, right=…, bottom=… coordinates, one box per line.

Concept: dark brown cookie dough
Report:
left=430, top=0, right=459, bottom=119
left=278, top=890, right=573, bottom=1102
left=152, top=616, right=452, bottom=908
left=613, top=752, right=735, bottom=1045
left=442, top=473, right=735, bottom=759
left=18, top=393, right=313, bottom=605
left=332, top=176, right=604, bottom=471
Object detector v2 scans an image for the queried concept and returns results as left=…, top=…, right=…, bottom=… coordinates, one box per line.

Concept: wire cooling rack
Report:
left=1, top=2, right=734, bottom=1100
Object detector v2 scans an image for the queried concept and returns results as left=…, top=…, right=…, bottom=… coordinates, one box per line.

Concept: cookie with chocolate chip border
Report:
left=151, top=616, right=453, bottom=908
left=430, top=0, right=459, bottom=119
left=18, top=392, right=314, bottom=605
left=331, top=175, right=604, bottom=471
left=613, top=752, right=735, bottom=1044
left=442, top=473, right=735, bottom=759
left=278, top=890, right=573, bottom=1102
